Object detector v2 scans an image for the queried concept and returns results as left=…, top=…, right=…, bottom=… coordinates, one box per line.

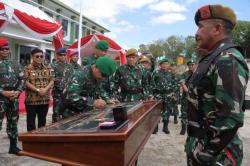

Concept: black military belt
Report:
left=187, top=125, right=207, bottom=139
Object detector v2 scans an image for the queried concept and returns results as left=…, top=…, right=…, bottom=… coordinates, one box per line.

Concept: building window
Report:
left=87, top=29, right=91, bottom=35
left=82, top=27, right=86, bottom=36
left=19, top=45, right=34, bottom=67
left=75, top=24, right=79, bottom=39
left=62, top=19, right=69, bottom=37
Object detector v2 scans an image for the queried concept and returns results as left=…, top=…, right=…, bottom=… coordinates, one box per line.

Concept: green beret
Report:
left=95, top=56, right=117, bottom=77
left=195, top=4, right=236, bottom=28
left=95, top=40, right=109, bottom=51
left=159, top=58, right=169, bottom=65
left=171, top=61, right=177, bottom=66
left=187, top=60, right=195, bottom=65
left=126, top=48, right=138, bottom=57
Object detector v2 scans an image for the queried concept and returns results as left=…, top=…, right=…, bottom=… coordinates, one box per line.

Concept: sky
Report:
left=58, top=0, right=250, bottom=49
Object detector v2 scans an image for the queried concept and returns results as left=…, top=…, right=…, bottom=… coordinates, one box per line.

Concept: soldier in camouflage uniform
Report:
left=110, top=48, right=151, bottom=102
left=185, top=5, right=249, bottom=166
left=51, top=48, right=72, bottom=122
left=0, top=38, right=25, bottom=154
left=179, top=60, right=196, bottom=135
left=82, top=40, right=109, bottom=66
left=139, top=56, right=153, bottom=96
left=62, top=56, right=117, bottom=118
left=69, top=51, right=82, bottom=71
left=169, top=62, right=181, bottom=124
left=151, top=59, right=172, bottom=134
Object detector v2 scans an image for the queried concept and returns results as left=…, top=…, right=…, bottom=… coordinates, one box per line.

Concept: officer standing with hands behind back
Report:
left=185, top=4, right=249, bottom=166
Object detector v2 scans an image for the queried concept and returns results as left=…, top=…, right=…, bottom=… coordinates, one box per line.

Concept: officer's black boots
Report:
left=9, top=138, right=21, bottom=154
left=174, top=116, right=178, bottom=124
left=162, top=121, right=170, bottom=134
left=152, top=124, right=158, bottom=134
left=180, top=124, right=186, bottom=135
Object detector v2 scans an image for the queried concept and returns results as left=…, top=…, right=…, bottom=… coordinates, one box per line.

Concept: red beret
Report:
left=70, top=50, right=78, bottom=57
left=0, top=38, right=9, bottom=47
left=195, top=5, right=236, bottom=28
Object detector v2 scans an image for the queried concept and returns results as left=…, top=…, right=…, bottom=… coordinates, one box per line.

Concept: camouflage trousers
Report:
left=180, top=97, right=188, bottom=126
left=161, top=99, right=171, bottom=124
left=0, top=98, right=19, bottom=139
left=185, top=134, right=243, bottom=166
left=52, top=93, right=63, bottom=122
left=168, top=98, right=179, bottom=117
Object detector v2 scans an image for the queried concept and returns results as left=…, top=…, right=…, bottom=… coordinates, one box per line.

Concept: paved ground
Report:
left=1, top=108, right=250, bottom=166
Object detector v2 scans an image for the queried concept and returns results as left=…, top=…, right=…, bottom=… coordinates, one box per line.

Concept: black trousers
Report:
left=25, top=104, right=49, bottom=131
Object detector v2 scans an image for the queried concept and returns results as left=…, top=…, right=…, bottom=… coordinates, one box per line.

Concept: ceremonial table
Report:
left=18, top=100, right=162, bottom=166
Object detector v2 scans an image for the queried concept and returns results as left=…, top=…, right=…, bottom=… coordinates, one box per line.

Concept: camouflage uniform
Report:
left=142, top=67, right=153, bottom=97
left=62, top=66, right=99, bottom=118
left=51, top=61, right=72, bottom=122
left=169, top=72, right=181, bottom=123
left=151, top=68, right=172, bottom=132
left=69, top=61, right=82, bottom=71
left=81, top=55, right=112, bottom=102
left=180, top=70, right=193, bottom=127
left=82, top=55, right=97, bottom=66
left=0, top=59, right=24, bottom=141
left=99, top=75, right=115, bottom=101
left=185, top=42, right=249, bottom=166
left=110, top=64, right=150, bottom=102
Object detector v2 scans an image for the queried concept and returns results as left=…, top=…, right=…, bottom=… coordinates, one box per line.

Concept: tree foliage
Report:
left=232, top=20, right=250, bottom=58
left=138, top=20, right=250, bottom=62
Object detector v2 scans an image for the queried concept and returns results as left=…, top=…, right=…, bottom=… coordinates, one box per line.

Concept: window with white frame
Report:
left=62, top=19, right=70, bottom=41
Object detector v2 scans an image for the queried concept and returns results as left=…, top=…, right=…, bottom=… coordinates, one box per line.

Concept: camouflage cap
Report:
left=159, top=58, right=169, bottom=65
left=139, top=56, right=151, bottom=63
left=195, top=4, right=236, bottom=28
left=95, top=40, right=109, bottom=51
left=0, top=38, right=9, bottom=47
left=95, top=56, right=117, bottom=77
left=126, top=48, right=138, bottom=57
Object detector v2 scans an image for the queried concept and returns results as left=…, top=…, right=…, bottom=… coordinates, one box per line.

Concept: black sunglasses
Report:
left=35, top=55, right=44, bottom=59
left=0, top=47, right=9, bottom=51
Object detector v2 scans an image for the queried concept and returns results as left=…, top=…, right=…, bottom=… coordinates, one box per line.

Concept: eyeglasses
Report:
left=0, top=47, right=9, bottom=51
left=35, top=55, right=44, bottom=59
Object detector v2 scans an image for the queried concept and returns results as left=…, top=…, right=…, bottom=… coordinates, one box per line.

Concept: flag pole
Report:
left=78, top=0, right=83, bottom=64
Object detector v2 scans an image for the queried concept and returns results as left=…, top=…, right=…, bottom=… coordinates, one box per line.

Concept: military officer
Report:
left=82, top=40, right=109, bottom=66
left=169, top=62, right=181, bottom=124
left=139, top=56, right=153, bottom=96
left=151, top=59, right=172, bottom=134
left=185, top=4, right=249, bottom=166
left=110, top=48, right=150, bottom=102
left=69, top=51, right=82, bottom=71
left=0, top=38, right=24, bottom=154
left=62, top=56, right=117, bottom=118
left=51, top=48, right=72, bottom=122
left=179, top=60, right=196, bottom=135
